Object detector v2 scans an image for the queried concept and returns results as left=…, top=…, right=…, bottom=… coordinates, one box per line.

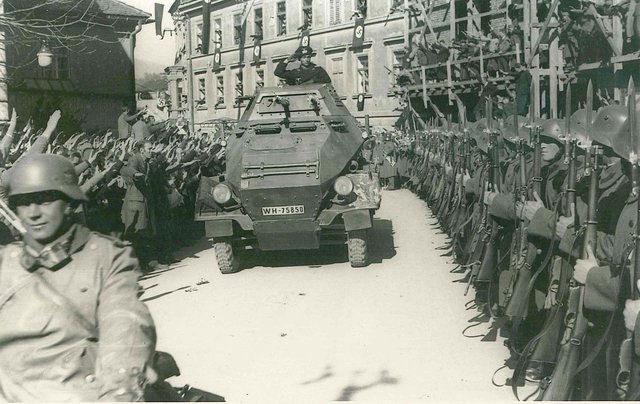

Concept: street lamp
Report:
left=36, top=43, right=53, bottom=67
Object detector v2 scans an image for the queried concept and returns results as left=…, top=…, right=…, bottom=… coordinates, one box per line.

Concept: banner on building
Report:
left=253, top=37, right=262, bottom=63
left=357, top=93, right=365, bottom=111
left=352, top=17, right=365, bottom=49
left=299, top=29, right=310, bottom=48
left=154, top=3, right=164, bottom=37
left=213, top=47, right=221, bottom=69
left=201, top=0, right=212, bottom=54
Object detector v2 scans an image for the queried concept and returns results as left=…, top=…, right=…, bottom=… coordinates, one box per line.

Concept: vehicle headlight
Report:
left=334, top=176, right=354, bottom=196
left=362, top=131, right=369, bottom=139
left=212, top=183, right=233, bottom=204
left=220, top=139, right=228, bottom=147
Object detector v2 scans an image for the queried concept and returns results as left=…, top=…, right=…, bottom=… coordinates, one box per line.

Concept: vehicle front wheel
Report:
left=213, top=239, right=240, bottom=274
left=347, top=229, right=369, bottom=268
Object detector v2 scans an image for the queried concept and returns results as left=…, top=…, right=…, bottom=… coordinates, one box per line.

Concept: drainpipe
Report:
left=185, top=17, right=195, bottom=134
left=0, top=0, right=8, bottom=122
left=129, top=20, right=143, bottom=110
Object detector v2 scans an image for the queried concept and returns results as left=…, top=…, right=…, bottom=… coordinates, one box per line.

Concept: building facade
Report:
left=168, top=0, right=407, bottom=129
left=2, top=0, right=149, bottom=131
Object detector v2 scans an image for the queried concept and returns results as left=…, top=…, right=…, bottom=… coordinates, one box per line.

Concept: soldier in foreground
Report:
left=0, top=154, right=156, bottom=401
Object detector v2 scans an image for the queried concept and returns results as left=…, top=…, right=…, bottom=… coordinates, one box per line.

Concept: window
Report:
left=254, top=8, right=263, bottom=37
left=355, top=0, right=367, bottom=18
left=177, top=79, right=184, bottom=108
left=197, top=76, right=206, bottom=104
left=302, top=0, right=313, bottom=28
left=214, top=18, right=222, bottom=48
left=216, top=75, right=225, bottom=105
left=329, top=0, right=342, bottom=25
left=256, top=68, right=264, bottom=89
left=392, top=49, right=404, bottom=77
left=233, top=14, right=243, bottom=45
left=356, top=55, right=370, bottom=93
left=276, top=1, right=287, bottom=36
left=196, top=23, right=203, bottom=52
left=55, top=50, right=70, bottom=80
left=329, top=57, right=344, bottom=95
left=235, top=71, right=244, bottom=99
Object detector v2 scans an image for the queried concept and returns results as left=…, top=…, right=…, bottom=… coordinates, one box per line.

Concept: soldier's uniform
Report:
left=0, top=154, right=156, bottom=402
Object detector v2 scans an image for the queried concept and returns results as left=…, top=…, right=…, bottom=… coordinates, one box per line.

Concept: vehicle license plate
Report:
left=262, top=205, right=305, bottom=215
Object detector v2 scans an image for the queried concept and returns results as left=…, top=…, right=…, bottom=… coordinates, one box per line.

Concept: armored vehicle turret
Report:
left=195, top=84, right=382, bottom=273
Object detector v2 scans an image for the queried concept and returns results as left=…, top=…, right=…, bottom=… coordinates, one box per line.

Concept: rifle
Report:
left=540, top=80, right=600, bottom=400
left=503, top=133, right=532, bottom=312
left=504, top=85, right=544, bottom=322
left=451, top=106, right=471, bottom=228
left=436, top=132, right=457, bottom=220
left=530, top=81, right=543, bottom=197
left=0, top=198, right=27, bottom=235
left=474, top=99, right=504, bottom=300
left=438, top=121, right=458, bottom=224
left=616, top=78, right=640, bottom=399
left=509, top=88, right=579, bottom=399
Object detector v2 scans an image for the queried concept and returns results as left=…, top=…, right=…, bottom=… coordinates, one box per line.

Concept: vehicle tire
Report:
left=347, top=229, right=368, bottom=268
left=213, top=239, right=240, bottom=274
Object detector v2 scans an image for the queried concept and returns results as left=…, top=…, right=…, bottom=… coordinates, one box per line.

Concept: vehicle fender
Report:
left=342, top=209, right=372, bottom=231
left=205, top=220, right=234, bottom=238
left=346, top=172, right=382, bottom=209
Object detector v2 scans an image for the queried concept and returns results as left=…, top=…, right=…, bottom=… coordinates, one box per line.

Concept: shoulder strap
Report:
left=31, top=270, right=97, bottom=337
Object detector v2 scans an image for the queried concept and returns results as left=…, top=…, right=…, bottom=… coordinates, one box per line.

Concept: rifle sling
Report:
left=574, top=245, right=636, bottom=377
left=31, top=269, right=98, bottom=336
left=509, top=197, right=563, bottom=353
left=509, top=198, right=564, bottom=400
left=573, top=307, right=616, bottom=376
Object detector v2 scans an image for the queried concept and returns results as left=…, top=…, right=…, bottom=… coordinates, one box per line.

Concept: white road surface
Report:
left=141, top=189, right=525, bottom=402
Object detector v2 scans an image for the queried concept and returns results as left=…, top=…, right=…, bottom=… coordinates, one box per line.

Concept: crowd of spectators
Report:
left=395, top=0, right=638, bottom=122
left=0, top=106, right=227, bottom=271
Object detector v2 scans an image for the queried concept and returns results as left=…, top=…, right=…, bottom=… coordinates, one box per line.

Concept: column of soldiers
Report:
left=404, top=80, right=640, bottom=401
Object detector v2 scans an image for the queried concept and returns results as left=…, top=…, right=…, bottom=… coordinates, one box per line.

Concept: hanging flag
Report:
left=154, top=3, right=164, bottom=37
left=253, top=37, right=262, bottom=63
left=299, top=29, right=310, bottom=48
left=202, top=0, right=212, bottom=54
left=357, top=93, right=365, bottom=111
left=213, top=47, right=221, bottom=69
left=352, top=17, right=365, bottom=49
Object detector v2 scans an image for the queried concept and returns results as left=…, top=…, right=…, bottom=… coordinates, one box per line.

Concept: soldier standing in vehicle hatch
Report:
left=274, top=46, right=332, bottom=85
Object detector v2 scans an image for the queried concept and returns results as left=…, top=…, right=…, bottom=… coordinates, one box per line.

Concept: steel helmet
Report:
left=471, top=118, right=505, bottom=155
left=569, top=108, right=596, bottom=143
left=8, top=154, right=88, bottom=201
left=590, top=105, right=628, bottom=148
left=539, top=119, right=565, bottom=143
left=611, top=104, right=640, bottom=161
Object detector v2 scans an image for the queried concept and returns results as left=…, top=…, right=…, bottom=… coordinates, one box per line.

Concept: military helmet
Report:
left=569, top=108, right=596, bottom=143
left=471, top=118, right=490, bottom=153
left=8, top=154, right=88, bottom=201
left=539, top=119, right=565, bottom=144
left=611, top=104, right=640, bottom=161
left=501, top=125, right=529, bottom=147
left=502, top=114, right=528, bottom=130
left=589, top=105, right=628, bottom=148
left=471, top=118, right=504, bottom=154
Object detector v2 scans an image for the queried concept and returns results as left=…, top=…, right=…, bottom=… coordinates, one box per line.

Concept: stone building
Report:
left=2, top=0, right=150, bottom=131
left=167, top=0, right=407, bottom=129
